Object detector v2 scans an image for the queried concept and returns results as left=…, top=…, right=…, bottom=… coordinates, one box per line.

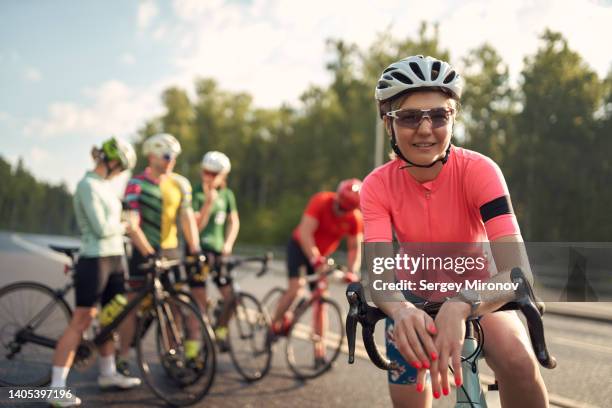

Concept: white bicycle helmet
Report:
left=375, top=55, right=462, bottom=168
left=101, top=137, right=137, bottom=170
left=375, top=55, right=463, bottom=105
left=201, top=151, right=231, bottom=174
left=142, top=133, right=182, bottom=158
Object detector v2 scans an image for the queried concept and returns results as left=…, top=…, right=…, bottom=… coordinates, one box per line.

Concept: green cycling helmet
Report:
left=101, top=137, right=137, bottom=171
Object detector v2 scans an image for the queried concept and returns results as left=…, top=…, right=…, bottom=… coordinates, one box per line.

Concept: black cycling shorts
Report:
left=128, top=247, right=181, bottom=289
left=287, top=239, right=317, bottom=291
left=185, top=249, right=233, bottom=288
left=74, top=256, right=126, bottom=308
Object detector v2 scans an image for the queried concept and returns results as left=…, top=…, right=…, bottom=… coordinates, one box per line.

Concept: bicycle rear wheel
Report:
left=227, top=292, right=272, bottom=382
left=285, top=297, right=344, bottom=380
left=136, top=294, right=216, bottom=406
left=0, top=282, right=71, bottom=386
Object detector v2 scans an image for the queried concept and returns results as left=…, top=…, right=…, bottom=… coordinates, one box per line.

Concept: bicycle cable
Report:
left=448, top=366, right=476, bottom=408
left=447, top=319, right=485, bottom=408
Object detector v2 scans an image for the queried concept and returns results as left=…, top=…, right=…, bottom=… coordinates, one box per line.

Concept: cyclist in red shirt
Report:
left=270, top=179, right=364, bottom=362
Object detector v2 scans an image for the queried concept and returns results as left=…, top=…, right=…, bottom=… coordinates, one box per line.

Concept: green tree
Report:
left=461, top=44, right=517, bottom=164
left=513, top=30, right=604, bottom=240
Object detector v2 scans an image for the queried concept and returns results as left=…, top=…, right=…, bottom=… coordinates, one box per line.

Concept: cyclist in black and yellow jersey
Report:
left=117, top=133, right=201, bottom=374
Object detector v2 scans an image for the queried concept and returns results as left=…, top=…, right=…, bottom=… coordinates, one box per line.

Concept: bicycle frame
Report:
left=457, top=322, right=487, bottom=407
left=15, top=271, right=174, bottom=354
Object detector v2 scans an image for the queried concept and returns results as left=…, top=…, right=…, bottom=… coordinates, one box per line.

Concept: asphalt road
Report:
left=1, top=232, right=611, bottom=408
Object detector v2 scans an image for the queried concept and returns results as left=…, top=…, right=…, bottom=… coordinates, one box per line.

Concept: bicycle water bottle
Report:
left=100, top=294, right=127, bottom=326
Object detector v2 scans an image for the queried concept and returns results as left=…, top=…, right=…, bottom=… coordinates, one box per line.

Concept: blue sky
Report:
left=1, top=0, right=611, bottom=191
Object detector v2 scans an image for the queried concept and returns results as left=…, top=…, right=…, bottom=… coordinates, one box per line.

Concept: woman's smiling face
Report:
left=387, top=91, right=456, bottom=167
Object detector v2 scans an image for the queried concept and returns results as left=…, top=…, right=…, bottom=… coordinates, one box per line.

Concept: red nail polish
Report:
left=433, top=391, right=440, bottom=399
left=443, top=388, right=449, bottom=396
left=416, top=383, right=424, bottom=393
left=422, top=360, right=430, bottom=369
left=430, top=352, right=438, bottom=361
left=412, top=361, right=422, bottom=369
left=429, top=324, right=437, bottom=334
left=455, top=377, right=462, bottom=387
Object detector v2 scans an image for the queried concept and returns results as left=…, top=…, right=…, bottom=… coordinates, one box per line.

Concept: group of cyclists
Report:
left=48, top=54, right=549, bottom=408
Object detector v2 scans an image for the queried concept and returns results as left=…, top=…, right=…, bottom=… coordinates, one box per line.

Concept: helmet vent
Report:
left=431, top=61, right=441, bottom=80
left=408, top=62, right=426, bottom=81
left=383, top=74, right=393, bottom=80
left=443, top=71, right=456, bottom=84
left=382, top=67, right=395, bottom=74
left=377, top=81, right=390, bottom=89
left=390, top=71, right=413, bottom=84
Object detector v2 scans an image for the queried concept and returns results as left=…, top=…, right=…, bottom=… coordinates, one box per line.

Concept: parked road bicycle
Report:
left=0, top=245, right=216, bottom=407
left=345, top=267, right=557, bottom=407
left=175, top=252, right=273, bottom=382
left=262, top=259, right=356, bottom=379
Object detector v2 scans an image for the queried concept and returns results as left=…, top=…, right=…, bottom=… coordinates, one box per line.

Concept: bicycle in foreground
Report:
left=262, top=259, right=356, bottom=379
left=0, top=245, right=216, bottom=407
left=345, top=267, right=557, bottom=407
left=175, top=252, right=273, bottom=382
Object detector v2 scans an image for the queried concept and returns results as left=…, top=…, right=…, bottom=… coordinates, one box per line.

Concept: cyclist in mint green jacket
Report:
left=49, top=138, right=141, bottom=407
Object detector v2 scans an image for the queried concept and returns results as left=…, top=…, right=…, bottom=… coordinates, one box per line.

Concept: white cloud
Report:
left=120, top=52, right=136, bottom=65
left=24, top=80, right=164, bottom=139
left=24, top=67, right=42, bottom=82
left=162, top=0, right=612, bottom=108
left=29, top=147, right=50, bottom=163
left=0, top=111, right=10, bottom=121
left=438, top=0, right=612, bottom=83
left=138, top=0, right=159, bottom=30
left=152, top=24, right=167, bottom=40
left=12, top=0, right=612, bottom=190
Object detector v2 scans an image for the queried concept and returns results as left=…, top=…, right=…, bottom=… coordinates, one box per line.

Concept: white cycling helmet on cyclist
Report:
left=375, top=55, right=462, bottom=169
left=201, top=151, right=231, bottom=174
left=375, top=55, right=463, bottom=110
left=142, top=133, right=182, bottom=158
left=101, top=136, right=137, bottom=171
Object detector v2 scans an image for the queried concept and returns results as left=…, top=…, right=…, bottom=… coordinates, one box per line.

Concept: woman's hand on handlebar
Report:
left=389, top=304, right=438, bottom=378
left=429, top=301, right=470, bottom=398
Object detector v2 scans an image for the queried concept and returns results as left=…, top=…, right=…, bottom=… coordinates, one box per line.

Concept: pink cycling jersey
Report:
left=361, top=146, right=520, bottom=244
left=361, top=146, right=520, bottom=300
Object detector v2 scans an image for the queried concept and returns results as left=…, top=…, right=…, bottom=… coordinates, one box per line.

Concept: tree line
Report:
left=0, top=156, right=77, bottom=235
left=4, top=23, right=611, bottom=243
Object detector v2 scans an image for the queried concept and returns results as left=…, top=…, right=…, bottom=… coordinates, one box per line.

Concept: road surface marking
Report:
left=10, top=233, right=70, bottom=263
left=549, top=335, right=612, bottom=355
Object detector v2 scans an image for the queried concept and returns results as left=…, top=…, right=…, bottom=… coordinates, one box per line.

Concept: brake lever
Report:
left=346, top=285, right=360, bottom=364
left=345, top=283, right=395, bottom=370
left=511, top=267, right=557, bottom=369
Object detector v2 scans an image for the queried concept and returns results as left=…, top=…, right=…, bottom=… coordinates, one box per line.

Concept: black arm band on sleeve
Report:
left=479, top=195, right=513, bottom=223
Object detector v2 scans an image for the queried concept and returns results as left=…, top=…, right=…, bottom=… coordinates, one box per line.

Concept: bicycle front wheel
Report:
left=227, top=292, right=272, bottom=382
left=136, top=294, right=216, bottom=406
left=286, top=297, right=344, bottom=380
left=261, top=286, right=285, bottom=319
left=0, top=282, right=72, bottom=386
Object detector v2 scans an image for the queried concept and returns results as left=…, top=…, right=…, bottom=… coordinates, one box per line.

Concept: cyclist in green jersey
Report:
left=49, top=137, right=140, bottom=407
left=188, top=151, right=239, bottom=350
left=117, top=133, right=201, bottom=373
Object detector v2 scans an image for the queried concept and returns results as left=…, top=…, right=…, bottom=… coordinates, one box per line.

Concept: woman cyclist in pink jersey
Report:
left=361, top=55, right=549, bottom=407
